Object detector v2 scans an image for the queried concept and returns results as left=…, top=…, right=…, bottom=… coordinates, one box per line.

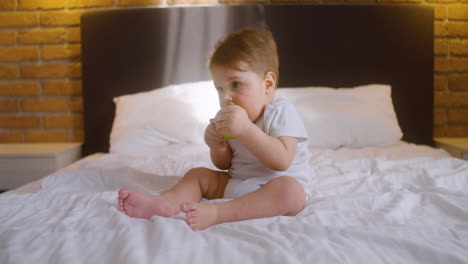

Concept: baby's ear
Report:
left=264, top=71, right=277, bottom=94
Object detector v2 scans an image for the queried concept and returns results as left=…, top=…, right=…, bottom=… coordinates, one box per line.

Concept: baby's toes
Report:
left=188, top=218, right=200, bottom=231
left=181, top=202, right=194, bottom=213
left=186, top=212, right=194, bottom=223
left=118, top=189, right=130, bottom=200
left=118, top=201, right=126, bottom=213
left=184, top=209, right=201, bottom=230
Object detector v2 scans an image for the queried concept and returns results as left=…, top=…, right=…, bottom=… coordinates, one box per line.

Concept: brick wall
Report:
left=0, top=0, right=467, bottom=143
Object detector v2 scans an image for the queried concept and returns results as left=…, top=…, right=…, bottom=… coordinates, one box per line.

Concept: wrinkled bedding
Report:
left=1, top=142, right=468, bottom=264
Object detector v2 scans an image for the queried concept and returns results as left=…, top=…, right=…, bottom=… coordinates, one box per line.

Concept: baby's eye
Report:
left=232, top=82, right=240, bottom=88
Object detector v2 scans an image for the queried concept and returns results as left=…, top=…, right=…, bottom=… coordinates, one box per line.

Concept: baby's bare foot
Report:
left=118, top=189, right=176, bottom=219
left=181, top=202, right=220, bottom=231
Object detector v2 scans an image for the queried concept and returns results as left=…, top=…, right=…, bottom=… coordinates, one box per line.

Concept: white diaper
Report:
left=223, top=178, right=263, bottom=199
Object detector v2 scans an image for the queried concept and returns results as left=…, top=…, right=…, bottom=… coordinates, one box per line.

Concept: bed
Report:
left=2, top=5, right=468, bottom=264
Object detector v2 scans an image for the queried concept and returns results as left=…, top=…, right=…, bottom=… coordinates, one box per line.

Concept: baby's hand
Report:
left=204, top=119, right=228, bottom=149
left=214, top=103, right=251, bottom=138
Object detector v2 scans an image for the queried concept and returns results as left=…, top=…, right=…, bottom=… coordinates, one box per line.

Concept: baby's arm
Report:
left=214, top=105, right=296, bottom=171
left=205, top=119, right=232, bottom=170
left=239, top=125, right=297, bottom=171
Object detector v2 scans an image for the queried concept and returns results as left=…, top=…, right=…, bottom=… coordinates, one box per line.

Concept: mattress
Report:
left=1, top=142, right=468, bottom=263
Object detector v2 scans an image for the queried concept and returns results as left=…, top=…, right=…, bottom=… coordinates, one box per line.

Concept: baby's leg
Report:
left=118, top=167, right=230, bottom=219
left=182, top=176, right=306, bottom=231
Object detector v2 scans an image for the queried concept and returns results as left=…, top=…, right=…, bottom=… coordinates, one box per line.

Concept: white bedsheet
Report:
left=1, top=142, right=468, bottom=263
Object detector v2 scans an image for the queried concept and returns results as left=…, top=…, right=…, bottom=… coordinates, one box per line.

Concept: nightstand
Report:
left=0, top=143, right=82, bottom=190
left=434, top=137, right=468, bottom=161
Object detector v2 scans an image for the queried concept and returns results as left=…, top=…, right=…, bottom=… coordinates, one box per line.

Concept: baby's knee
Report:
left=270, top=176, right=303, bottom=193
left=269, top=176, right=306, bottom=215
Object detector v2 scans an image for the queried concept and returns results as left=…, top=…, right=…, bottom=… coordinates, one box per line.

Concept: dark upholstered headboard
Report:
left=81, top=5, right=434, bottom=156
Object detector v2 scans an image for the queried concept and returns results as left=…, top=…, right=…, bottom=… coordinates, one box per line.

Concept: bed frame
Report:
left=81, top=5, right=434, bottom=157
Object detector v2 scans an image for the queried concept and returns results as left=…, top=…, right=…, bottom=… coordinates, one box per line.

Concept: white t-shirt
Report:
left=227, top=95, right=310, bottom=187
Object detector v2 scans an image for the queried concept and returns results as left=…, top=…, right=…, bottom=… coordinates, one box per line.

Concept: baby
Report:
left=118, top=28, right=309, bottom=231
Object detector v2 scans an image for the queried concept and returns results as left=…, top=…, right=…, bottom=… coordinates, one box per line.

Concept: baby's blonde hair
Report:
left=209, top=27, right=279, bottom=87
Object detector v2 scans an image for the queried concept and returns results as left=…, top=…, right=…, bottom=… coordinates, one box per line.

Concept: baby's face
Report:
left=210, top=64, right=274, bottom=123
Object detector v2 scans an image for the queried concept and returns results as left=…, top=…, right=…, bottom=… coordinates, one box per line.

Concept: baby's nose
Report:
left=222, top=96, right=234, bottom=107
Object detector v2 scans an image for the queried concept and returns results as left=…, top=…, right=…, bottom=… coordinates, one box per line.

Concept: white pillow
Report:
left=110, top=80, right=219, bottom=154
left=277, top=84, right=403, bottom=149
